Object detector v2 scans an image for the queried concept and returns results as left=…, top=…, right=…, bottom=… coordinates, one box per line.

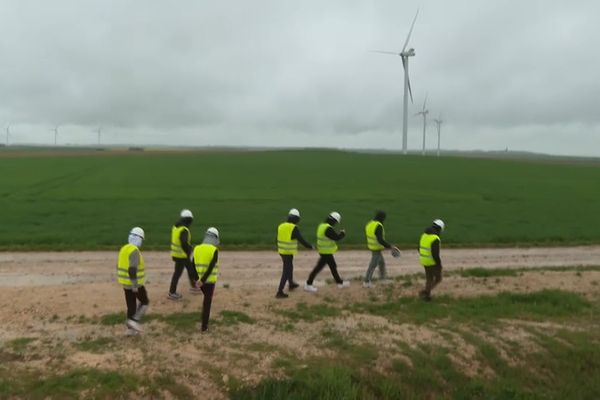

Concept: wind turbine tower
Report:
left=415, top=95, right=429, bottom=156
left=433, top=116, right=443, bottom=157
left=5, top=124, right=9, bottom=146
left=373, top=10, right=419, bottom=154
left=52, top=125, right=59, bottom=146
left=95, top=127, right=102, bottom=146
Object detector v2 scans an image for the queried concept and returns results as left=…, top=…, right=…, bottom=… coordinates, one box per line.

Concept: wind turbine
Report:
left=52, top=125, right=59, bottom=146
left=415, top=94, right=429, bottom=156
left=433, top=115, right=443, bottom=157
left=94, top=127, right=102, bottom=146
left=372, top=9, right=419, bottom=154
left=5, top=124, right=10, bottom=146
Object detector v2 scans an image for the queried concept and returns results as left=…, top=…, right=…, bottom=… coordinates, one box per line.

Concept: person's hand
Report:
left=195, top=280, right=203, bottom=289
left=132, top=286, right=138, bottom=293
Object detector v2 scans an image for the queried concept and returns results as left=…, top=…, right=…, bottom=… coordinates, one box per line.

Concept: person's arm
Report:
left=375, top=225, right=391, bottom=249
left=128, top=250, right=140, bottom=291
left=431, top=239, right=442, bottom=267
left=292, top=226, right=313, bottom=249
left=200, top=250, right=219, bottom=283
left=180, top=229, right=192, bottom=258
left=325, top=226, right=345, bottom=241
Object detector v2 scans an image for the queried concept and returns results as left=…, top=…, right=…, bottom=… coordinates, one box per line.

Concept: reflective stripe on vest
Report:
left=365, top=220, right=385, bottom=251
left=277, top=222, right=298, bottom=255
left=419, top=233, right=440, bottom=267
left=117, top=243, right=145, bottom=286
left=317, top=223, right=338, bottom=254
left=194, top=243, right=219, bottom=283
left=170, top=226, right=191, bottom=258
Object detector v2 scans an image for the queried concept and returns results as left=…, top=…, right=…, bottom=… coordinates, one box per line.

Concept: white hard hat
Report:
left=329, top=211, right=341, bottom=223
left=130, top=227, right=145, bottom=239
left=180, top=209, right=194, bottom=219
left=433, top=219, right=445, bottom=232
left=288, top=208, right=300, bottom=217
left=206, top=227, right=219, bottom=238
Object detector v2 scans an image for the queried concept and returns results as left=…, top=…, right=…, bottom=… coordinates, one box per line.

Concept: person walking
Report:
left=168, top=209, right=200, bottom=300
left=117, top=227, right=149, bottom=335
left=363, top=210, right=397, bottom=288
left=276, top=208, right=314, bottom=299
left=418, top=219, right=445, bottom=301
left=305, top=212, right=350, bottom=293
left=193, top=227, right=221, bottom=332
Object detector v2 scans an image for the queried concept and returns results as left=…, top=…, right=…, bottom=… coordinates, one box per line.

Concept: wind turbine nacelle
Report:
left=407, top=48, right=416, bottom=56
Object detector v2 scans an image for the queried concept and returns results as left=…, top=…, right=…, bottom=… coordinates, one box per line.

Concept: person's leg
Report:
left=420, top=267, right=434, bottom=300
left=364, top=252, right=378, bottom=283
left=378, top=252, right=387, bottom=280
left=124, top=289, right=137, bottom=320
left=277, top=255, right=294, bottom=294
left=185, top=259, right=199, bottom=286
left=306, top=256, right=327, bottom=285
left=325, top=255, right=343, bottom=284
left=134, top=286, right=149, bottom=321
left=286, top=255, right=299, bottom=289
left=431, top=265, right=442, bottom=291
left=169, top=259, right=186, bottom=294
left=200, top=284, right=215, bottom=331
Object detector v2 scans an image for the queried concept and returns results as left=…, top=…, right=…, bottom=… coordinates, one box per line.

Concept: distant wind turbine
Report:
left=433, top=115, right=443, bottom=157
left=372, top=9, right=419, bottom=154
left=52, top=125, right=60, bottom=146
left=5, top=124, right=10, bottom=146
left=94, top=127, right=102, bottom=146
left=415, top=94, right=429, bottom=156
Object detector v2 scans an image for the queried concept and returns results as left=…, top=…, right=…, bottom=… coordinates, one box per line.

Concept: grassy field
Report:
left=1, top=149, right=600, bottom=250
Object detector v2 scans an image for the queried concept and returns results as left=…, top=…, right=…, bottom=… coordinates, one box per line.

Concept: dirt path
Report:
left=1, top=246, right=598, bottom=288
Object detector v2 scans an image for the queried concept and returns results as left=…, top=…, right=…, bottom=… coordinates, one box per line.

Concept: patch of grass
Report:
left=275, top=302, right=341, bottom=322
left=76, top=337, right=116, bottom=353
left=218, top=310, right=254, bottom=326
left=154, top=312, right=199, bottom=333
left=98, top=313, right=123, bottom=326
left=459, top=267, right=520, bottom=278
left=349, top=289, right=594, bottom=324
left=321, top=329, right=378, bottom=365
left=5, top=337, right=36, bottom=353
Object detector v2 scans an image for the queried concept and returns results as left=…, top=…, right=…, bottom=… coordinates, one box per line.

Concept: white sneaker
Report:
left=304, top=283, right=318, bottom=293
left=362, top=281, right=373, bottom=289
left=126, top=328, right=140, bottom=336
left=126, top=319, right=143, bottom=332
left=337, top=281, right=350, bottom=289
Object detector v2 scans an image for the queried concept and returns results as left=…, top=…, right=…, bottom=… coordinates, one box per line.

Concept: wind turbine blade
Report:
left=402, top=9, right=419, bottom=53
left=402, top=57, right=414, bottom=103
left=422, top=93, right=428, bottom=112
left=370, top=50, right=400, bottom=55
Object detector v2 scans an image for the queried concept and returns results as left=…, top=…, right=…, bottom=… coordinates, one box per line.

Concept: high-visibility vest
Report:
left=317, top=223, right=338, bottom=254
left=117, top=243, right=145, bottom=286
left=365, top=220, right=385, bottom=251
left=170, top=225, right=191, bottom=259
left=419, top=233, right=440, bottom=267
left=194, top=243, right=219, bottom=283
left=277, top=222, right=298, bottom=255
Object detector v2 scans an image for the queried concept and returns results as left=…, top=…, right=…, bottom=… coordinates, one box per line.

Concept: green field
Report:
left=1, top=149, right=599, bottom=250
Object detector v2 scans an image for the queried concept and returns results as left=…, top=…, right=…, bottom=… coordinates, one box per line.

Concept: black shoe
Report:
left=275, top=292, right=289, bottom=299
left=289, top=282, right=300, bottom=290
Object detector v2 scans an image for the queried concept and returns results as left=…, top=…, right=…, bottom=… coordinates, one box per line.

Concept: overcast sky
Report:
left=1, top=1, right=599, bottom=155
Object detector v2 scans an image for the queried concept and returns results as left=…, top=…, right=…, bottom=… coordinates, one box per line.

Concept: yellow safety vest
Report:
left=317, top=223, right=338, bottom=254
left=117, top=243, right=145, bottom=286
left=365, top=220, right=385, bottom=251
left=170, top=226, right=191, bottom=259
left=419, top=233, right=440, bottom=267
left=277, top=222, right=298, bottom=255
left=194, top=243, right=219, bottom=284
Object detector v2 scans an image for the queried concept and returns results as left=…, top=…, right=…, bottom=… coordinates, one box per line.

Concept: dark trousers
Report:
left=200, top=283, right=215, bottom=331
left=307, top=254, right=343, bottom=285
left=169, top=258, right=198, bottom=294
left=277, top=254, right=296, bottom=293
left=422, top=265, right=442, bottom=295
left=124, top=286, right=149, bottom=320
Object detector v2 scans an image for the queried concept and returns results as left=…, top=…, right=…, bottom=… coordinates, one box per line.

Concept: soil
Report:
left=0, top=247, right=599, bottom=398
